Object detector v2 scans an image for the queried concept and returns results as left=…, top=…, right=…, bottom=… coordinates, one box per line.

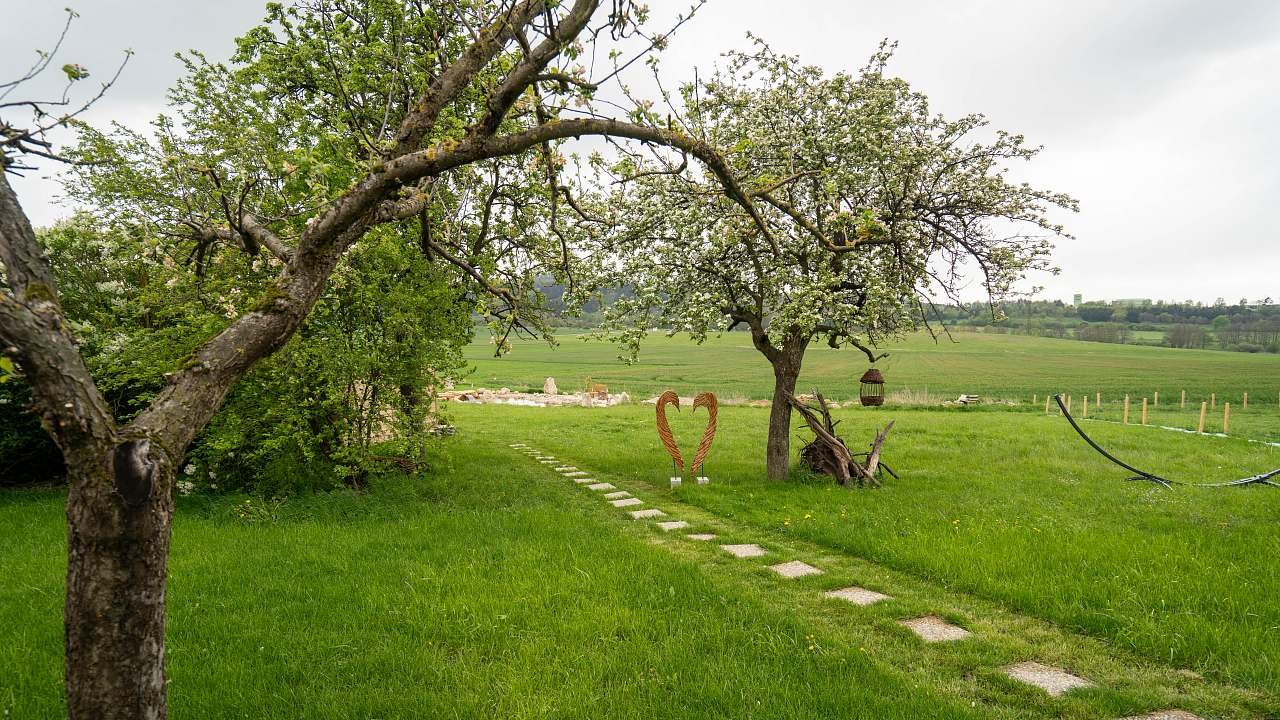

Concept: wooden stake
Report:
left=1224, top=402, right=1231, bottom=434
left=1033, top=393, right=1037, bottom=406
left=1044, top=395, right=1050, bottom=414
left=1123, top=395, right=1130, bottom=425
left=1243, top=392, right=1248, bottom=409
left=1096, top=391, right=1101, bottom=408
left=1141, top=398, right=1148, bottom=425
left=1211, top=393, right=1216, bottom=410
left=1153, top=390, right=1159, bottom=407
left=1197, top=401, right=1207, bottom=433
left=1082, top=395, right=1089, bottom=418
left=1066, top=395, right=1072, bottom=414
left=1180, top=389, right=1185, bottom=409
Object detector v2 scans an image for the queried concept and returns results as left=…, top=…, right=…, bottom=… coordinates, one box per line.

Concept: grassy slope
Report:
left=464, top=330, right=1280, bottom=408
left=451, top=402, right=1280, bottom=696
left=0, top=444, right=983, bottom=719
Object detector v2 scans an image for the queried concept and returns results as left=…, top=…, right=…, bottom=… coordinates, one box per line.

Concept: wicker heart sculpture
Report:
left=654, top=390, right=718, bottom=476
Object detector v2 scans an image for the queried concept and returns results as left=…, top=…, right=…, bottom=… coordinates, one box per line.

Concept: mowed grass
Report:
left=464, top=330, right=1280, bottom=422
left=0, top=442, right=986, bottom=719
left=451, top=402, right=1280, bottom=695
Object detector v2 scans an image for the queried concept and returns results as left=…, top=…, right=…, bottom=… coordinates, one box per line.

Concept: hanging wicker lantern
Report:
left=859, top=368, right=885, bottom=407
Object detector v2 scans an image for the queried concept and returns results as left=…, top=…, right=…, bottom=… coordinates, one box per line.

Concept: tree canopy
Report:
left=584, top=40, right=1076, bottom=476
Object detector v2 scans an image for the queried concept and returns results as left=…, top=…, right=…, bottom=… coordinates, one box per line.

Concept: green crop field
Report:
left=464, top=329, right=1280, bottom=408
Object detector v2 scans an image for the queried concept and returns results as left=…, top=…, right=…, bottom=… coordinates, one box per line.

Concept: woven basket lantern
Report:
left=859, top=368, right=885, bottom=407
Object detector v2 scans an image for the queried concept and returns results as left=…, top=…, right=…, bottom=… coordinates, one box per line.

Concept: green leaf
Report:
left=62, top=63, right=90, bottom=81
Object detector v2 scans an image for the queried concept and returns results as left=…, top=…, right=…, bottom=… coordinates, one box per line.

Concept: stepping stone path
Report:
left=720, top=543, right=766, bottom=558
left=518, top=444, right=1202, bottom=718
left=899, top=616, right=971, bottom=643
left=769, top=560, right=823, bottom=578
left=1003, top=661, right=1094, bottom=696
left=823, top=586, right=891, bottom=606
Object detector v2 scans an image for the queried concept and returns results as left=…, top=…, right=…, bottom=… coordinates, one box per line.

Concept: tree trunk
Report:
left=763, top=337, right=807, bottom=480
left=64, top=443, right=175, bottom=720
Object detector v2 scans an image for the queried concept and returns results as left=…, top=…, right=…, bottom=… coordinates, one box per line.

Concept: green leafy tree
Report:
left=587, top=41, right=1075, bottom=478
left=0, top=2, right=774, bottom=717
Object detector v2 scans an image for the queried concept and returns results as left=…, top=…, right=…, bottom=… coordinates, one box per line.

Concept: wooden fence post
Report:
left=1066, top=395, right=1072, bottom=414
left=1096, top=391, right=1101, bottom=408
left=1044, top=395, right=1050, bottom=414
left=1198, top=401, right=1207, bottom=433
left=1211, top=393, right=1216, bottom=410
left=1243, top=392, right=1248, bottom=409
left=1123, top=395, right=1130, bottom=424
left=1224, top=402, right=1231, bottom=434
left=1180, top=389, right=1185, bottom=409
left=1153, top=390, right=1159, bottom=407
left=1083, top=395, right=1089, bottom=419
left=1141, top=398, right=1148, bottom=425
left=1033, top=393, right=1037, bottom=406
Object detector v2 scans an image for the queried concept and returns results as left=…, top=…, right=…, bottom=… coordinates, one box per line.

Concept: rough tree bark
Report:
left=2, top=171, right=175, bottom=718
left=752, top=328, right=808, bottom=480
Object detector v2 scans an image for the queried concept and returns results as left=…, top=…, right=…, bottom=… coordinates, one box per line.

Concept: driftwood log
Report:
left=788, top=391, right=896, bottom=488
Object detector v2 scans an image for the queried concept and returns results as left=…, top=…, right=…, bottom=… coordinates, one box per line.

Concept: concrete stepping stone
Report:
left=768, top=560, right=823, bottom=578
left=602, top=491, right=631, bottom=499
left=686, top=533, right=717, bottom=541
left=1119, top=712, right=1202, bottom=720
left=899, top=616, right=971, bottom=642
left=554, top=466, right=577, bottom=471
left=720, top=543, right=766, bottom=558
left=563, top=471, right=590, bottom=477
left=823, top=586, right=892, bottom=606
left=571, top=477, right=597, bottom=484
left=630, top=508, right=666, bottom=519
left=586, top=483, right=615, bottom=491
left=1003, top=661, right=1094, bottom=696
left=610, top=497, right=643, bottom=508
left=656, top=520, right=689, bottom=531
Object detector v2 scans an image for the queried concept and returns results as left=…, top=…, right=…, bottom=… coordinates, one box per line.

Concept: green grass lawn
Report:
left=1, top=443, right=990, bottom=719
left=4, top=406, right=1279, bottom=717
left=451, top=402, right=1280, bottom=699
left=464, top=329, right=1280, bottom=409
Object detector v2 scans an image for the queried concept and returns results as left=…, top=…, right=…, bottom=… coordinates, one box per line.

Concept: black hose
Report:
left=1052, top=394, right=1279, bottom=489
left=1053, top=394, right=1172, bottom=488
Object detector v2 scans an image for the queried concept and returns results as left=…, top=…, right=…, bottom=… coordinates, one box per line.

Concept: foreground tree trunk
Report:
left=65, top=454, right=175, bottom=720
left=754, top=331, right=808, bottom=480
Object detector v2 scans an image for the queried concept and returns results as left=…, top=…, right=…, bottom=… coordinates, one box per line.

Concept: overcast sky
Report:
left=4, top=0, right=1277, bottom=304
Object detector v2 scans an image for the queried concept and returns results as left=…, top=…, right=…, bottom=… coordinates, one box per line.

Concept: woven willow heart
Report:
left=654, top=390, right=718, bottom=475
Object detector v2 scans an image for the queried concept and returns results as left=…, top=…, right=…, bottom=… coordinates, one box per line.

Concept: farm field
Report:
left=464, top=330, right=1280, bottom=414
